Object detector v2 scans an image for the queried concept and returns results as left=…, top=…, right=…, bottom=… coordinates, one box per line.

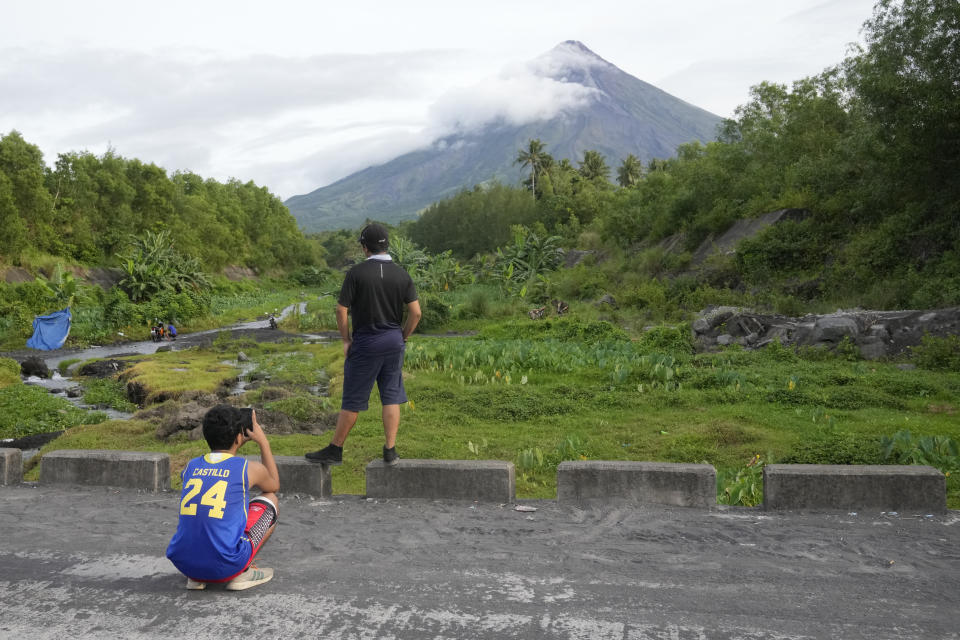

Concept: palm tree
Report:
left=617, top=154, right=643, bottom=187
left=578, top=150, right=609, bottom=181
left=515, top=139, right=548, bottom=198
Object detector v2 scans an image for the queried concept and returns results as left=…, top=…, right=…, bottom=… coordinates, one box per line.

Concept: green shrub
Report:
left=0, top=357, right=20, bottom=388
left=456, top=290, right=491, bottom=320
left=911, top=334, right=960, bottom=372
left=265, top=395, right=333, bottom=421
left=635, top=324, right=694, bottom=357
left=881, top=430, right=960, bottom=473
left=0, top=357, right=19, bottom=376
left=782, top=430, right=885, bottom=465
left=417, top=292, right=452, bottom=331
left=822, top=387, right=905, bottom=410
left=480, top=318, right=629, bottom=343
left=82, top=379, right=138, bottom=412
left=717, top=454, right=765, bottom=506
left=0, top=384, right=108, bottom=438
left=548, top=264, right=611, bottom=301
left=663, top=433, right=716, bottom=463
left=621, top=279, right=668, bottom=313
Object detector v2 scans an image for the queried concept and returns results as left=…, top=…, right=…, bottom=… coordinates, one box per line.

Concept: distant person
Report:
left=167, top=405, right=280, bottom=591
left=306, top=223, right=421, bottom=467
left=167, top=322, right=177, bottom=340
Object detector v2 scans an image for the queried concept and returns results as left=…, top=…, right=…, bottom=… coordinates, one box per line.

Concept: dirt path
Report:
left=0, top=484, right=957, bottom=639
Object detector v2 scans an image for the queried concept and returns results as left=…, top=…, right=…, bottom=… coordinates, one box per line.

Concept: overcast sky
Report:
left=1, top=0, right=877, bottom=200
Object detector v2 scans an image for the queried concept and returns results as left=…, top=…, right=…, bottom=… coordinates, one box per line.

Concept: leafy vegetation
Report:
left=82, top=378, right=138, bottom=413
left=0, top=384, right=107, bottom=439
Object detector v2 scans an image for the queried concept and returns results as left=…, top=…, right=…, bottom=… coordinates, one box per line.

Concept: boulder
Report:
left=78, top=359, right=130, bottom=378
left=156, top=401, right=209, bottom=439
left=596, top=294, right=618, bottom=309
left=20, top=357, right=50, bottom=379
left=809, top=316, right=860, bottom=344
left=692, top=306, right=960, bottom=359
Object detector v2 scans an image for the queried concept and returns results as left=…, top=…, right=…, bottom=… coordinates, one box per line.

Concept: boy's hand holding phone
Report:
left=241, top=408, right=267, bottom=445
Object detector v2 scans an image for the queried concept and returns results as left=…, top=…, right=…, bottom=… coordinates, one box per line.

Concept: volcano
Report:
left=285, top=41, right=723, bottom=231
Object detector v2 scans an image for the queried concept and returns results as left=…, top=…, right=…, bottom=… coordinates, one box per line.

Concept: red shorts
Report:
left=207, top=497, right=277, bottom=583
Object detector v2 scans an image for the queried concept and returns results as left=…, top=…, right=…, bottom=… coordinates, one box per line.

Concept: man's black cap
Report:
left=359, top=223, right=389, bottom=252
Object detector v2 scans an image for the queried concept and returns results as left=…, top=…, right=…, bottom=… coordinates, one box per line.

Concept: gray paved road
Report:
left=1, top=485, right=957, bottom=639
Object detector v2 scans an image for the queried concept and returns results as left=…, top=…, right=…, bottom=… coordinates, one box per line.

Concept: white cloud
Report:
left=426, top=43, right=602, bottom=136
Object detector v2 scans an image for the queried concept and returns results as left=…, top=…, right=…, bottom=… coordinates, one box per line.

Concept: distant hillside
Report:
left=286, top=41, right=723, bottom=232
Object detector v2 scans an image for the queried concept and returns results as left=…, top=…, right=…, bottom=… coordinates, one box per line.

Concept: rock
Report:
left=156, top=401, right=210, bottom=439
left=858, top=336, right=888, bottom=361
left=20, top=356, right=50, bottom=378
left=155, top=345, right=172, bottom=353
left=896, top=363, right=917, bottom=371
left=563, top=250, right=596, bottom=268
left=238, top=351, right=250, bottom=363
left=690, top=305, right=960, bottom=359
left=691, top=306, right=740, bottom=334
left=126, top=381, right=148, bottom=406
left=66, top=386, right=83, bottom=398
left=78, top=359, right=130, bottom=378
left=597, top=294, right=618, bottom=309
left=810, top=316, right=860, bottom=343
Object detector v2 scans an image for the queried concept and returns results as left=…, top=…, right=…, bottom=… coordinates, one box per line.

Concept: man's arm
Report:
left=244, top=410, right=280, bottom=493
left=336, top=303, right=351, bottom=357
left=402, top=300, right=422, bottom=341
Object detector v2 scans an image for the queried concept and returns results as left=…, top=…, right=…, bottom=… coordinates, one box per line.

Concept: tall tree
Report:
left=578, top=150, right=610, bottom=182
left=846, top=0, right=960, bottom=198
left=617, top=154, right=643, bottom=187
left=515, top=139, right=549, bottom=198
left=0, top=131, right=54, bottom=256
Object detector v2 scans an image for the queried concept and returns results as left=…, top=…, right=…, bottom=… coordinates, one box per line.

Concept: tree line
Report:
left=406, top=0, right=960, bottom=310
left=0, top=136, right=319, bottom=273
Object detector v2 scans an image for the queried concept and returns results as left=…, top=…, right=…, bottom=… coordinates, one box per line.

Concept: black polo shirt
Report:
left=338, top=256, right=417, bottom=334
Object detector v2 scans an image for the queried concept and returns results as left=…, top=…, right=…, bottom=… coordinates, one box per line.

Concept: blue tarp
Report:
left=26, top=307, right=72, bottom=350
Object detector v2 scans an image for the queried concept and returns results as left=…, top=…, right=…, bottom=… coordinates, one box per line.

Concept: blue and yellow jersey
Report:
left=166, top=452, right=251, bottom=580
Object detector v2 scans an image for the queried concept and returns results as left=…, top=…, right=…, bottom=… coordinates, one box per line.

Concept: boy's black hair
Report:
left=202, top=404, right=243, bottom=451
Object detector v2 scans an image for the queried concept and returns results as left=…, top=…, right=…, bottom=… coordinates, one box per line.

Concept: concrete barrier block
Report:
left=245, top=455, right=331, bottom=497
left=40, top=450, right=170, bottom=492
left=557, top=461, right=716, bottom=508
left=366, top=459, right=515, bottom=502
left=763, top=464, right=946, bottom=513
left=0, top=448, right=22, bottom=486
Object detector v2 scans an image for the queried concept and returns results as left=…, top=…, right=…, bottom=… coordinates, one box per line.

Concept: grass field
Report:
left=19, top=319, right=960, bottom=508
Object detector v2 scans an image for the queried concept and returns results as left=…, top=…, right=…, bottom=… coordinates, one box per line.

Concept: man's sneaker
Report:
left=185, top=578, right=207, bottom=590
left=383, top=446, right=399, bottom=466
left=305, top=443, right=342, bottom=465
left=225, top=566, right=274, bottom=591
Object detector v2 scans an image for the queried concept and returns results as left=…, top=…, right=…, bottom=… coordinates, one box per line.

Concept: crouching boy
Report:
left=167, top=405, right=280, bottom=590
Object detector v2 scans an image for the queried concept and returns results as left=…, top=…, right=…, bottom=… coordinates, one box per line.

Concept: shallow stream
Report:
left=5, top=302, right=328, bottom=458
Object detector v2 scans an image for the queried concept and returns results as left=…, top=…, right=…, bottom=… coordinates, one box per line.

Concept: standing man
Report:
left=306, top=223, right=421, bottom=466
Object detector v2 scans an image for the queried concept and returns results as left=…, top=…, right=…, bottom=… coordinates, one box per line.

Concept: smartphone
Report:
left=239, top=407, right=254, bottom=436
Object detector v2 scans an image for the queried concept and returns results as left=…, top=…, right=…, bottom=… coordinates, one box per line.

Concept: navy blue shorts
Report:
left=341, top=329, right=407, bottom=411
